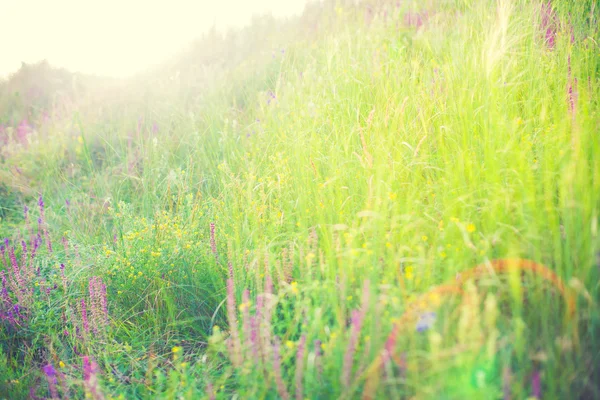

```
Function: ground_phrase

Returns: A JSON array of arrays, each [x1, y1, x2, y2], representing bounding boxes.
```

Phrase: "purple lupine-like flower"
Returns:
[[342, 309, 363, 385], [20, 240, 28, 269], [295, 334, 307, 400], [568, 78, 578, 115], [273, 338, 290, 400], [82, 355, 104, 399], [29, 386, 42, 400], [89, 278, 98, 333], [228, 261, 234, 281], [31, 234, 41, 262], [416, 311, 437, 332], [81, 298, 89, 333], [17, 120, 31, 142], [43, 363, 58, 399], [100, 282, 108, 325], [38, 196, 45, 215], [82, 356, 94, 380], [249, 315, 259, 364], [341, 280, 370, 386], [531, 370, 541, 398], [540, 1, 557, 50], [88, 276, 109, 334], [226, 278, 242, 367], [0, 271, 9, 300]]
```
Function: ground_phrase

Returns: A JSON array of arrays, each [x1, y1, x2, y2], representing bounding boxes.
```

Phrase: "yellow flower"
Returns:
[[172, 346, 182, 354], [285, 340, 295, 349], [421, 235, 428, 242], [388, 192, 397, 201], [467, 223, 476, 233], [59, 361, 66, 368], [290, 281, 299, 295], [404, 266, 414, 280], [428, 292, 442, 307]]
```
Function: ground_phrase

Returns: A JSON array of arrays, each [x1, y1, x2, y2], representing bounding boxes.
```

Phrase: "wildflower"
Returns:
[[226, 278, 242, 368], [82, 356, 103, 399], [416, 311, 436, 332], [467, 223, 476, 233], [43, 364, 58, 399], [540, 1, 557, 50], [341, 280, 370, 387], [272, 338, 290, 400], [290, 281, 299, 295], [421, 235, 428, 242], [404, 266, 414, 280], [531, 370, 541, 399], [81, 299, 89, 333], [295, 334, 307, 400]]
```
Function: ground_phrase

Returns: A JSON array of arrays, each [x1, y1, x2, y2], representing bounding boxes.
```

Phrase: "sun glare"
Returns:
[[0, 0, 307, 78]]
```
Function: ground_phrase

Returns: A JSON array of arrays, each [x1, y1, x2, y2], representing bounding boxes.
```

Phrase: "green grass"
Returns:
[[1, 0, 599, 399]]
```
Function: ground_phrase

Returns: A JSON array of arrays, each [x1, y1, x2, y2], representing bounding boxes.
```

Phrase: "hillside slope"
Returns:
[[1, 1, 599, 399]]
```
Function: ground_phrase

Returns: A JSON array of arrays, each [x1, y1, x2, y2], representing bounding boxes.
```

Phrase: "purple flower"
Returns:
[[342, 280, 370, 386], [540, 1, 557, 50], [17, 120, 31, 142], [226, 278, 241, 367], [295, 334, 307, 400], [38, 196, 45, 214], [81, 298, 89, 333], [532, 370, 541, 398], [416, 311, 436, 332], [272, 338, 290, 400], [43, 363, 58, 398]]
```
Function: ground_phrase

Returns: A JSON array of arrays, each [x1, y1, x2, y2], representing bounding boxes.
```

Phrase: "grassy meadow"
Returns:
[[1, 0, 599, 398]]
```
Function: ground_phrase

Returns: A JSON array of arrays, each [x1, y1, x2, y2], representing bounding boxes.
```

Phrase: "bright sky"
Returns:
[[0, 0, 308, 78]]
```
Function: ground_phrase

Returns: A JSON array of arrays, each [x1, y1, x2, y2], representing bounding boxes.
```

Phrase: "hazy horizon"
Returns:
[[0, 0, 309, 79]]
